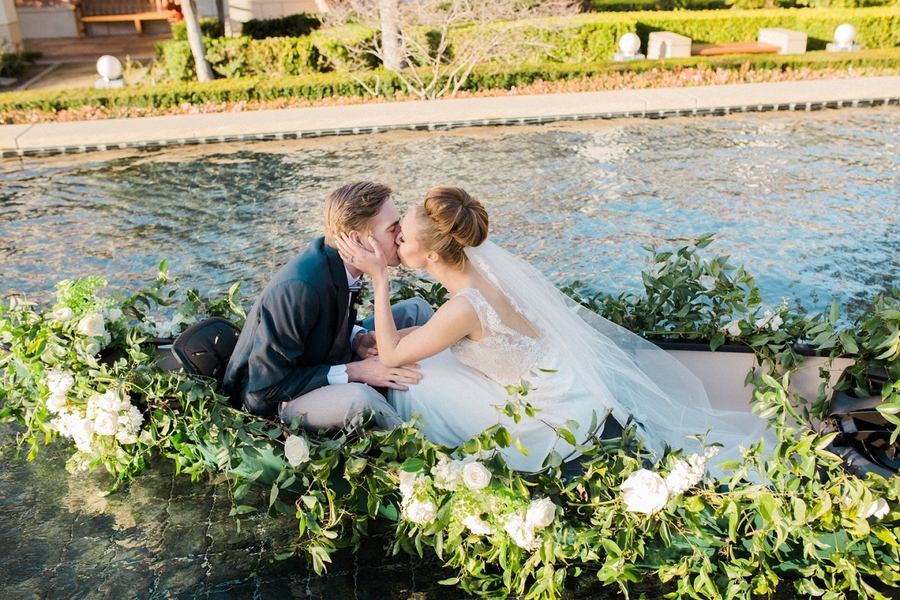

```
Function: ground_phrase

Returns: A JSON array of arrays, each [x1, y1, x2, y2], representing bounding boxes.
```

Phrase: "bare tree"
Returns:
[[181, 0, 215, 82], [323, 0, 581, 100]]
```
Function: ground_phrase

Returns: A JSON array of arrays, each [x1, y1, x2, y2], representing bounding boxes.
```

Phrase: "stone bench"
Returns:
[[647, 31, 692, 59], [757, 27, 808, 55]]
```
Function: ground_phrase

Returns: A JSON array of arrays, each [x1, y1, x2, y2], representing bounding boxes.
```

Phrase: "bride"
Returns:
[[336, 186, 774, 473]]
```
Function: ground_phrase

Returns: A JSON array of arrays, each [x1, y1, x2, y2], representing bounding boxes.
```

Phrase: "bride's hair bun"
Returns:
[[419, 187, 488, 267]]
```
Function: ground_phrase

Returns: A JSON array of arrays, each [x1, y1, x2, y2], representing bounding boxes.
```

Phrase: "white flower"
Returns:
[[398, 470, 421, 499], [463, 461, 492, 490], [526, 497, 556, 529], [664, 454, 707, 497], [621, 469, 669, 515], [77, 313, 107, 339], [768, 314, 784, 331], [503, 513, 538, 551], [431, 457, 465, 491], [722, 319, 742, 337], [69, 416, 95, 454], [403, 498, 438, 524], [93, 411, 119, 436], [103, 307, 123, 323], [462, 514, 494, 535], [51, 307, 75, 321], [284, 435, 311, 467], [859, 498, 890, 520], [47, 393, 68, 413], [46, 370, 75, 396], [82, 339, 101, 357]]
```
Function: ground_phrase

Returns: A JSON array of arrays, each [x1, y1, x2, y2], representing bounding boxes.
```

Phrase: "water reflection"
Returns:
[[1, 107, 898, 316]]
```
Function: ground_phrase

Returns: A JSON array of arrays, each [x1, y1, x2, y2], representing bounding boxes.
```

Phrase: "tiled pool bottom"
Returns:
[[0, 422, 466, 599]]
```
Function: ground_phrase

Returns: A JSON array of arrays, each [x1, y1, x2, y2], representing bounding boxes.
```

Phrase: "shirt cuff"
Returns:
[[350, 324, 366, 343], [327, 364, 348, 385]]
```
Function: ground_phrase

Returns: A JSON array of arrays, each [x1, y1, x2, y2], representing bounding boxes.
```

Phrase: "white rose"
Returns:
[[284, 435, 311, 467], [70, 417, 95, 453], [77, 313, 107, 338], [52, 307, 75, 321], [93, 411, 119, 436], [462, 515, 494, 536], [664, 454, 707, 497], [463, 461, 492, 490], [621, 469, 669, 515], [105, 307, 123, 322], [859, 498, 890, 520], [403, 498, 438, 525], [525, 497, 556, 529], [503, 513, 537, 551], [723, 320, 742, 337], [116, 431, 138, 445]]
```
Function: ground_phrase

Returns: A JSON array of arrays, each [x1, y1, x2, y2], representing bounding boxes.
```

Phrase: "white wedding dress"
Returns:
[[391, 240, 777, 475]]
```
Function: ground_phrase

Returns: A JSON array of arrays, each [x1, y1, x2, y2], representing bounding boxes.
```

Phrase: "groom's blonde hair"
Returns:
[[323, 181, 393, 248]]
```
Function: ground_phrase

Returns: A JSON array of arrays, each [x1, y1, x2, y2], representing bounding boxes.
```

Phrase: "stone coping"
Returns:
[[1, 76, 899, 158]]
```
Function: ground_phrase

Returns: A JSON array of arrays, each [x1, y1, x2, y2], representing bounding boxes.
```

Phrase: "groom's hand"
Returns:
[[346, 356, 421, 390], [352, 330, 378, 359]]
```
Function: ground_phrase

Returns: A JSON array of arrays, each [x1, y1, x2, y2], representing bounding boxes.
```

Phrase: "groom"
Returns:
[[223, 181, 432, 431]]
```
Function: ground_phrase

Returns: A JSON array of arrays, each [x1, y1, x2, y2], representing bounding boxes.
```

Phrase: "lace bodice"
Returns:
[[450, 288, 548, 386]]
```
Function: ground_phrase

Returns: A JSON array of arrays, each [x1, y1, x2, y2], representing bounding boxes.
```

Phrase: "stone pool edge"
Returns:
[[1, 76, 899, 158]]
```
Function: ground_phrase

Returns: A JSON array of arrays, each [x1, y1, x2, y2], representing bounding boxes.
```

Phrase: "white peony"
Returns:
[[526, 497, 557, 529], [284, 435, 311, 467], [462, 515, 494, 536], [664, 454, 707, 497], [463, 461, 492, 490], [431, 457, 465, 491], [859, 498, 890, 520], [621, 469, 669, 515], [404, 498, 438, 524], [503, 513, 538, 551], [77, 313, 107, 338]]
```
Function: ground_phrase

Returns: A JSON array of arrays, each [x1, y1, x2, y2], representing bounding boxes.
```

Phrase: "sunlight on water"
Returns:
[[2, 107, 898, 318]]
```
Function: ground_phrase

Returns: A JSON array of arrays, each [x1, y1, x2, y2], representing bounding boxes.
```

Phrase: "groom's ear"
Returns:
[[347, 231, 362, 245]]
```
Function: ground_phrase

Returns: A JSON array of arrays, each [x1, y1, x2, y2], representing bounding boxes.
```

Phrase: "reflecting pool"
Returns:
[[1, 106, 899, 598], [2, 106, 899, 317]]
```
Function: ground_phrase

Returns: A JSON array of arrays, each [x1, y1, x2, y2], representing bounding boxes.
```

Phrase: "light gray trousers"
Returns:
[[278, 297, 433, 432]]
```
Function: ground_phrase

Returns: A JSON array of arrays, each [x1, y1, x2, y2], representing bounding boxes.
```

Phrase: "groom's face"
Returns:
[[362, 199, 402, 266]]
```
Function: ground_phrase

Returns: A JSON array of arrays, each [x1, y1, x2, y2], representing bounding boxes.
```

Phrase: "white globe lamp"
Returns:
[[96, 55, 123, 81], [828, 23, 859, 52], [615, 33, 644, 61]]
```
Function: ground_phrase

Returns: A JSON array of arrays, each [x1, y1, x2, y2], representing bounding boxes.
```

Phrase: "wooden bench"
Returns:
[[77, 0, 178, 35]]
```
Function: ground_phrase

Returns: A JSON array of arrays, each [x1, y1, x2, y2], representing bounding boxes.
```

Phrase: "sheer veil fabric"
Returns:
[[463, 240, 776, 475]]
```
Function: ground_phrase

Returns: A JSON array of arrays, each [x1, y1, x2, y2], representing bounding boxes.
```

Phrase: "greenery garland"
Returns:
[[2, 237, 900, 599]]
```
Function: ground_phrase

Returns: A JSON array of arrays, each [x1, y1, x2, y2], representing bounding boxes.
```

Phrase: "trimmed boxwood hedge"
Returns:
[[151, 7, 899, 82], [2, 49, 898, 117]]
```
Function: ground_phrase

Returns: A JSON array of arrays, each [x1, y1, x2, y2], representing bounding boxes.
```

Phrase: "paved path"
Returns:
[[2, 75, 899, 158]]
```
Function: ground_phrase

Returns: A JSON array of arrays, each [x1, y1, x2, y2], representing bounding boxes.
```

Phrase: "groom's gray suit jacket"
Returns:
[[223, 237, 356, 417]]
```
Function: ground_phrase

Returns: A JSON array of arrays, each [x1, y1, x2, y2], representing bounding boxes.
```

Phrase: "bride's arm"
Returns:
[[336, 234, 480, 367]]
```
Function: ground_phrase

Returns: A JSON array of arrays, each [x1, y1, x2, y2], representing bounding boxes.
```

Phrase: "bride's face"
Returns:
[[397, 210, 429, 269]]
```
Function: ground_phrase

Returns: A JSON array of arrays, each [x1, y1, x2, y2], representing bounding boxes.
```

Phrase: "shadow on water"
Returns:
[[1, 107, 899, 598]]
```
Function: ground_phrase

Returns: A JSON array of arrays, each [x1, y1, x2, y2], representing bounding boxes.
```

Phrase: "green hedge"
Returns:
[[495, 7, 900, 64], [241, 13, 322, 39], [2, 49, 899, 116]]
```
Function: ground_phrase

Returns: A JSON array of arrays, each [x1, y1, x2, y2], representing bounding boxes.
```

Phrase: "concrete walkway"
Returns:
[[2, 75, 899, 158]]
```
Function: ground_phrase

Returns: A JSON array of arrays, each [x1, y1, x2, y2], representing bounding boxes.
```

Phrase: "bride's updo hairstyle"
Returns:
[[417, 186, 488, 268]]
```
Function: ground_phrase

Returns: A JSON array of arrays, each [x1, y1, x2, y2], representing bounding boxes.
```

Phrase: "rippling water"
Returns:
[[2, 107, 899, 317]]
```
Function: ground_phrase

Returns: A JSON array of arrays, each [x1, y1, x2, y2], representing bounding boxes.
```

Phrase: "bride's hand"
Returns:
[[336, 233, 388, 278]]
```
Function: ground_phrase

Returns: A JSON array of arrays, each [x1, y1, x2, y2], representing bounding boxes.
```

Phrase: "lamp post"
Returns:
[[615, 33, 645, 62], [827, 24, 860, 52], [95, 55, 125, 89]]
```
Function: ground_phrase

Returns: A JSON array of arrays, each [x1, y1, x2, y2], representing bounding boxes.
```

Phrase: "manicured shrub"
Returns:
[[241, 13, 322, 39], [171, 17, 221, 40]]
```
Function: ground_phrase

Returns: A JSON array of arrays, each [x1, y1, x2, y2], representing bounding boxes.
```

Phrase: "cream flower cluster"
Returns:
[[143, 312, 197, 340], [721, 301, 788, 338], [49, 385, 144, 455], [398, 456, 558, 551], [621, 449, 718, 515]]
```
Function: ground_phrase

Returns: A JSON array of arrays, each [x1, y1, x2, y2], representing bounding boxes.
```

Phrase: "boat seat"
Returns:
[[171, 317, 241, 384]]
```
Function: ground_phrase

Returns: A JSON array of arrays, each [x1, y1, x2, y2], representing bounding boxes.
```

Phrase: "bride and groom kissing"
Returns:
[[224, 181, 773, 473]]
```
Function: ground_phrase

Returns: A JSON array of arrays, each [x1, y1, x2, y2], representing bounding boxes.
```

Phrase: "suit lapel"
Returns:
[[322, 241, 352, 363]]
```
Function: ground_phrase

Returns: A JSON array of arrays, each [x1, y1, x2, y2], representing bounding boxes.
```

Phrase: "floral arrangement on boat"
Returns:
[[2, 238, 900, 599]]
